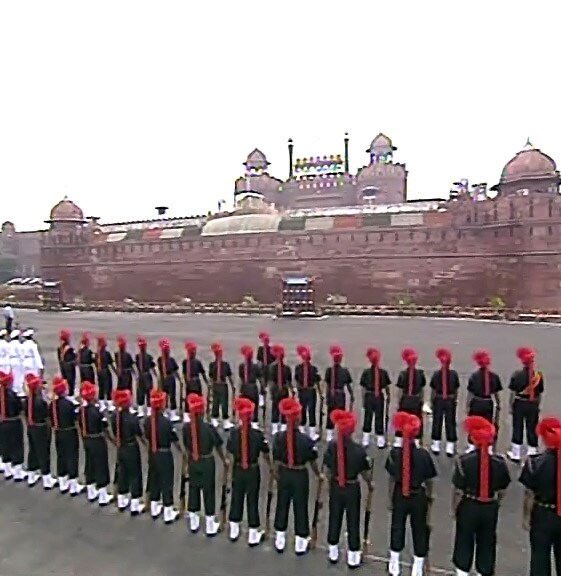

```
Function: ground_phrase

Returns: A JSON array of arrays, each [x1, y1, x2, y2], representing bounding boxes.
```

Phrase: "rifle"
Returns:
[[264, 470, 275, 537], [362, 485, 374, 554], [424, 497, 433, 575], [384, 394, 390, 439], [310, 474, 324, 548], [178, 453, 189, 514], [219, 463, 230, 527], [318, 395, 325, 440], [112, 459, 120, 503], [205, 384, 212, 422]]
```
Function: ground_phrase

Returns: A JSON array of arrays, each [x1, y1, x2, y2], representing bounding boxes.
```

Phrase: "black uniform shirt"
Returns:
[[519, 451, 558, 505], [183, 418, 223, 461], [25, 394, 48, 424], [238, 360, 261, 385], [257, 344, 273, 367], [157, 355, 180, 378], [467, 369, 502, 398], [267, 361, 292, 388], [209, 360, 232, 384], [323, 438, 370, 483], [94, 348, 114, 372], [115, 350, 134, 374], [78, 346, 95, 367], [58, 344, 76, 369], [110, 409, 142, 445], [385, 445, 437, 490], [226, 426, 270, 466], [79, 403, 107, 436], [396, 368, 426, 396], [509, 368, 544, 399], [181, 357, 204, 381], [294, 362, 321, 389], [430, 368, 461, 397], [324, 365, 352, 392], [49, 397, 77, 430], [273, 429, 318, 466], [135, 351, 155, 374], [453, 451, 511, 497], [360, 366, 391, 396], [0, 388, 22, 420], [144, 413, 179, 450]]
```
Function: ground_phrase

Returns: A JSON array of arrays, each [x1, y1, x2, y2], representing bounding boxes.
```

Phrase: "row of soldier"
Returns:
[[0, 368, 560, 576]]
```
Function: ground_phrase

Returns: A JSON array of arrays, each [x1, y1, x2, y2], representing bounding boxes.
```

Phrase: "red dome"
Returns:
[[49, 196, 85, 222], [501, 146, 557, 183]]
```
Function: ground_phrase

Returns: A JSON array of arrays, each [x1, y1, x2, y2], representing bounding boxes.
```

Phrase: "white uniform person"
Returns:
[[8, 329, 24, 397], [21, 329, 44, 382], [0, 329, 10, 374]]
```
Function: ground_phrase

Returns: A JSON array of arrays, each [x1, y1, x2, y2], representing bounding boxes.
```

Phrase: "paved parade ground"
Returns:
[[2, 310, 561, 575]]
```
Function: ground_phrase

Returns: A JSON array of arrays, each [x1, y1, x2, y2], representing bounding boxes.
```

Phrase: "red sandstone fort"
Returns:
[[2, 134, 560, 308]]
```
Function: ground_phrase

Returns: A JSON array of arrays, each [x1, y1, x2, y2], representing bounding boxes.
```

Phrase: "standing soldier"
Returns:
[[0, 330, 9, 376], [257, 331, 273, 411], [181, 341, 207, 422], [324, 345, 354, 443], [24, 373, 56, 489], [21, 329, 44, 382], [267, 344, 292, 435], [77, 333, 96, 384], [0, 370, 25, 481], [360, 347, 391, 449], [94, 335, 114, 411], [323, 409, 373, 568], [386, 411, 437, 576], [395, 348, 426, 446], [8, 329, 24, 397], [519, 416, 561, 574], [507, 347, 543, 463], [78, 381, 113, 506], [452, 416, 511, 576], [115, 336, 134, 392], [135, 336, 156, 416], [273, 397, 321, 555], [238, 345, 261, 428], [209, 342, 235, 430], [465, 350, 502, 453], [227, 396, 271, 546], [109, 389, 145, 515], [50, 376, 83, 495], [294, 345, 322, 441], [57, 329, 77, 398], [145, 389, 182, 523], [430, 348, 460, 456], [183, 393, 228, 536], [157, 339, 182, 423]]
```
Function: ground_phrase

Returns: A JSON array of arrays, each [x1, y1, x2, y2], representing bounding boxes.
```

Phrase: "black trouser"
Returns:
[[396, 395, 423, 440], [54, 428, 79, 479], [211, 383, 229, 420], [431, 396, 458, 441], [229, 465, 261, 528], [148, 450, 174, 506], [363, 393, 385, 435], [327, 481, 361, 551], [326, 391, 346, 430], [83, 436, 110, 488], [390, 489, 430, 557], [468, 397, 494, 422], [79, 365, 95, 384], [453, 498, 499, 576], [271, 386, 290, 424], [274, 467, 310, 537], [97, 370, 113, 401], [529, 505, 561, 576], [0, 419, 24, 466], [62, 367, 77, 397], [298, 388, 317, 427], [117, 370, 133, 392], [511, 398, 539, 447], [6, 317, 12, 333], [116, 443, 143, 498], [240, 383, 259, 422], [27, 423, 51, 474], [137, 372, 153, 406], [188, 456, 216, 515], [161, 375, 177, 410]]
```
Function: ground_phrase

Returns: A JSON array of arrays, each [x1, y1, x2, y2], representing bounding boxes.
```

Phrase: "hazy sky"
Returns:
[[0, 1, 558, 230]]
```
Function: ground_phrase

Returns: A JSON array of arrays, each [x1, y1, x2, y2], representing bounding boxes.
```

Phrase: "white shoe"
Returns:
[[251, 421, 260, 429], [259, 395, 265, 407], [170, 410, 180, 423], [362, 432, 370, 447], [280, 423, 287, 432], [431, 440, 441, 454], [508, 443, 522, 462], [211, 418, 219, 428], [130, 498, 145, 515], [87, 484, 99, 501], [465, 443, 475, 453], [223, 419, 234, 431], [183, 412, 191, 423], [3, 462, 13, 479], [188, 512, 200, 532], [347, 550, 362, 568], [248, 527, 264, 547], [326, 429, 334, 442], [229, 521, 240, 541], [271, 423, 279, 435], [275, 530, 286, 552], [98, 487, 114, 506], [446, 441, 456, 456], [328, 544, 339, 563], [389, 550, 400, 575], [411, 556, 424, 576], [118, 494, 131, 510], [377, 435, 386, 448], [309, 427, 319, 441], [455, 569, 469, 576], [69, 479, 84, 496], [205, 515, 220, 536], [0, 457, 4, 472], [163, 506, 179, 524], [527, 446, 538, 456], [393, 437, 403, 448], [27, 470, 40, 486], [59, 476, 70, 492], [12, 464, 27, 482], [42, 474, 57, 490], [294, 535, 309, 555]]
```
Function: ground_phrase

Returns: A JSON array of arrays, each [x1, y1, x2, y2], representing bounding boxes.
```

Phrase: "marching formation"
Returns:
[[0, 327, 560, 575]]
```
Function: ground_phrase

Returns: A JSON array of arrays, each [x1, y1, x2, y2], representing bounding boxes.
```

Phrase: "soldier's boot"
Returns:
[[229, 521, 240, 542], [328, 545, 339, 564], [42, 473, 57, 490], [58, 475, 70, 492], [465, 443, 475, 453], [298, 425, 306, 434], [294, 536, 309, 556], [149, 500, 162, 518], [188, 512, 200, 532], [411, 556, 424, 576], [455, 570, 469, 576], [12, 464, 27, 482], [211, 418, 219, 428], [223, 419, 234, 431], [507, 443, 522, 462], [271, 423, 279, 435], [251, 421, 260, 430], [118, 494, 131, 511], [3, 462, 13, 479], [0, 457, 4, 472], [183, 412, 191, 424], [377, 435, 386, 449], [130, 498, 145, 515], [393, 437, 403, 448], [326, 429, 334, 442], [527, 446, 538, 456], [163, 506, 179, 524], [430, 440, 441, 454], [361, 432, 370, 447], [69, 478, 84, 496], [86, 484, 98, 501], [169, 410, 180, 423], [309, 427, 319, 441], [274, 531, 286, 553], [98, 487, 114, 506], [27, 470, 40, 486], [280, 423, 287, 432], [247, 527, 264, 547], [388, 551, 400, 575], [445, 441, 456, 457], [205, 515, 220, 536], [347, 550, 362, 568]]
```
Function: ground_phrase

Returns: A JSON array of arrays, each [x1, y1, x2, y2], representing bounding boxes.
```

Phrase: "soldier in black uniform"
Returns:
[[227, 396, 271, 546], [50, 376, 83, 495], [183, 393, 228, 536], [519, 416, 561, 575], [266, 344, 292, 435], [395, 348, 426, 446], [24, 373, 56, 489], [57, 329, 77, 398], [386, 411, 437, 576], [78, 380, 113, 505], [324, 408, 373, 568], [257, 331, 273, 413], [273, 397, 320, 555], [181, 341, 208, 422], [294, 345, 322, 441], [157, 339, 182, 422], [94, 335, 114, 411], [135, 336, 156, 416], [209, 342, 235, 430], [109, 389, 146, 515], [452, 416, 511, 576], [430, 348, 460, 456], [324, 345, 354, 443], [145, 389, 183, 523], [115, 336, 134, 392], [508, 347, 544, 463], [77, 333, 96, 384], [0, 370, 25, 481], [466, 350, 502, 453], [360, 347, 391, 449], [238, 345, 261, 426]]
